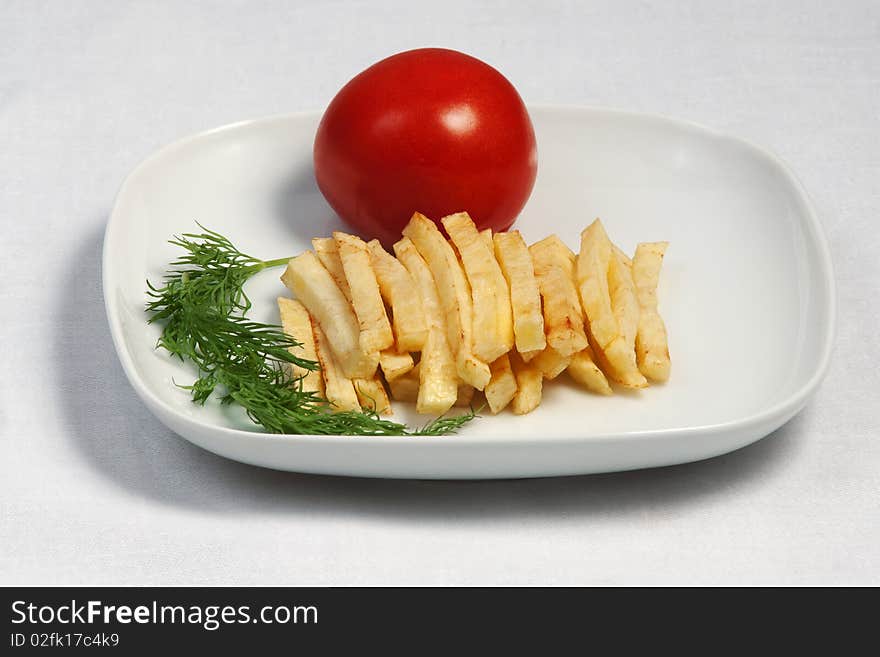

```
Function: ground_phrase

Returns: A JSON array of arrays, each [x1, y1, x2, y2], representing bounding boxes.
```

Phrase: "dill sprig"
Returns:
[[145, 224, 476, 436]]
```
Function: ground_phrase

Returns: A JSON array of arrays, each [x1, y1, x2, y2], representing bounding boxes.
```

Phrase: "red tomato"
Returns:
[[313, 48, 538, 246]]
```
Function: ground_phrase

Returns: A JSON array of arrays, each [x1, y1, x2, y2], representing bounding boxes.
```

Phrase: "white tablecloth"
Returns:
[[2, 0, 877, 585]]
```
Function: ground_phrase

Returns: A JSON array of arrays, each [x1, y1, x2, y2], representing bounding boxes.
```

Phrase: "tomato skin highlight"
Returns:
[[313, 48, 538, 246]]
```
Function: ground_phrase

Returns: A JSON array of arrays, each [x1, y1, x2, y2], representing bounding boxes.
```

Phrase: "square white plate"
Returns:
[[103, 106, 835, 479]]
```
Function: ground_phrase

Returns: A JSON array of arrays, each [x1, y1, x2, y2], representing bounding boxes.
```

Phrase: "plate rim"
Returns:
[[102, 104, 837, 450]]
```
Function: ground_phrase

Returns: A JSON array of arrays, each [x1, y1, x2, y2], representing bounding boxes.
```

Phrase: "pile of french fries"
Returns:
[[278, 211, 669, 417]]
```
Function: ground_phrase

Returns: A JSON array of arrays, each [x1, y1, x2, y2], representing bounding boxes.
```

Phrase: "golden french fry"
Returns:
[[479, 228, 493, 250], [530, 235, 589, 357], [353, 376, 392, 415], [393, 238, 442, 330], [378, 348, 414, 382], [609, 247, 640, 352], [509, 351, 543, 415], [417, 331, 458, 414], [366, 239, 428, 352], [281, 251, 378, 379], [567, 346, 613, 395], [334, 231, 394, 354], [577, 220, 616, 348], [608, 241, 647, 389], [401, 213, 490, 390], [484, 354, 517, 414], [529, 346, 572, 380], [311, 237, 352, 303], [442, 212, 514, 363], [387, 363, 420, 403], [633, 241, 671, 382], [602, 337, 647, 387], [312, 322, 360, 412], [493, 230, 546, 354], [577, 219, 647, 388], [393, 237, 458, 414], [276, 297, 324, 396]]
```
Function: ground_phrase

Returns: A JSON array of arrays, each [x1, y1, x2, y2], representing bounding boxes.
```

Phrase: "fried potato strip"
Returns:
[[633, 241, 671, 382], [442, 212, 514, 363], [277, 297, 324, 396], [530, 235, 589, 357], [281, 251, 378, 379], [401, 213, 490, 390], [493, 230, 546, 355]]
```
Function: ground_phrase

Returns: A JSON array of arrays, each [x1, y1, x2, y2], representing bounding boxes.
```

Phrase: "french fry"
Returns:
[[378, 348, 414, 382], [484, 354, 517, 413], [334, 231, 394, 353], [442, 212, 514, 363], [608, 251, 648, 388], [387, 363, 420, 403], [529, 346, 572, 380], [393, 237, 458, 414], [567, 346, 613, 395], [601, 341, 648, 386], [366, 239, 428, 352], [281, 251, 378, 379], [353, 376, 392, 415], [509, 351, 543, 415], [577, 220, 647, 388], [609, 247, 640, 352], [276, 297, 324, 396], [493, 230, 546, 354], [530, 235, 589, 357], [585, 330, 616, 385], [633, 241, 671, 382], [418, 331, 459, 414], [479, 228, 493, 250], [311, 237, 352, 303], [393, 238, 440, 329], [312, 322, 360, 412], [401, 213, 490, 390], [576, 220, 615, 348]]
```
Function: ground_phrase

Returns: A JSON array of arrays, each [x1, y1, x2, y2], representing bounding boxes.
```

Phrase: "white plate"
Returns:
[[103, 106, 835, 479]]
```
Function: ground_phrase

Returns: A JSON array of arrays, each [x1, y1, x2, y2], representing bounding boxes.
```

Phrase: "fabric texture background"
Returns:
[[1, 0, 877, 585]]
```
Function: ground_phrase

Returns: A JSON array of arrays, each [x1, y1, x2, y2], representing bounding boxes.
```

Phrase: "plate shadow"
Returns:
[[271, 162, 347, 243]]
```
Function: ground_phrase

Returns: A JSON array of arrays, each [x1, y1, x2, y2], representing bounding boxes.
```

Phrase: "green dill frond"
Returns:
[[414, 406, 480, 435], [145, 224, 476, 437]]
